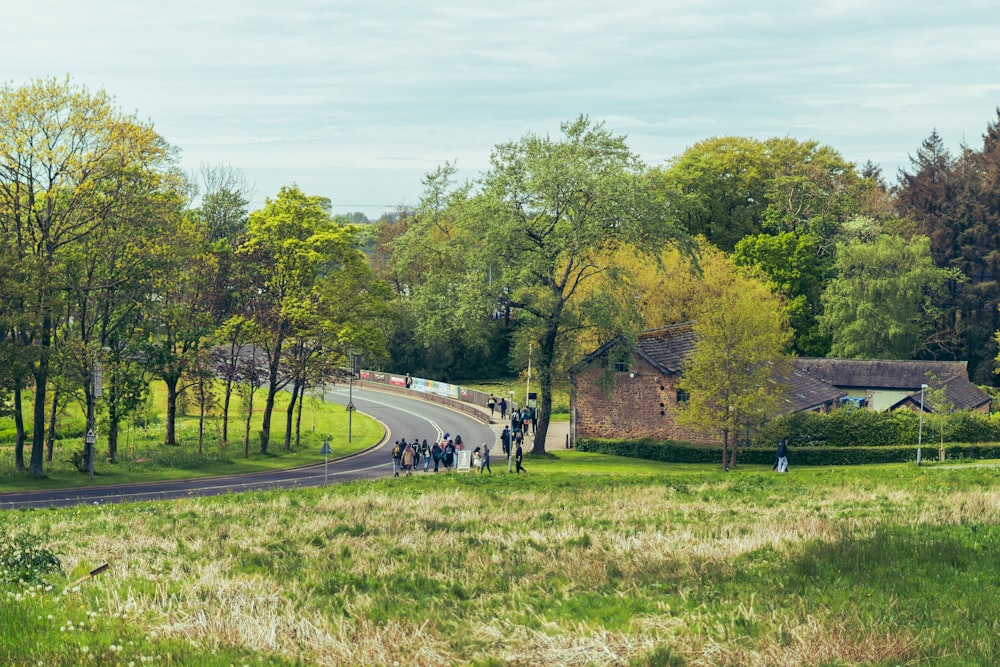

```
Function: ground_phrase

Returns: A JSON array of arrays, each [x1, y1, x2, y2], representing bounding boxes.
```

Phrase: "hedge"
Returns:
[[753, 409, 1000, 448], [575, 437, 1000, 466]]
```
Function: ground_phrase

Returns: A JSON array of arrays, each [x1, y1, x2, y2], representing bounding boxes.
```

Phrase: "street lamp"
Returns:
[[508, 390, 515, 473], [916, 383, 928, 465]]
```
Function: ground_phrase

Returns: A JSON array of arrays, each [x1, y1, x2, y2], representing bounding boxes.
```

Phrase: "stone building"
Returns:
[[568, 322, 989, 444]]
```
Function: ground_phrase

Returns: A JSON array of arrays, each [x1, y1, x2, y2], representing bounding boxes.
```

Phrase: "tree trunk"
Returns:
[[222, 378, 232, 446], [13, 383, 25, 473], [243, 390, 254, 458], [295, 380, 305, 448], [29, 326, 50, 477], [721, 429, 730, 471], [164, 375, 180, 445], [46, 389, 59, 462], [260, 336, 284, 455], [197, 376, 206, 455], [108, 418, 120, 463], [531, 326, 559, 455], [283, 379, 300, 451]]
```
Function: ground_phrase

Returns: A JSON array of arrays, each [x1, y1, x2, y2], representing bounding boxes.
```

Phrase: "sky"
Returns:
[[3, 0, 999, 219]]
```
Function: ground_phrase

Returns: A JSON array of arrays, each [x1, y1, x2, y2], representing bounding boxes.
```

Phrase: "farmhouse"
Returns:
[[568, 322, 991, 443]]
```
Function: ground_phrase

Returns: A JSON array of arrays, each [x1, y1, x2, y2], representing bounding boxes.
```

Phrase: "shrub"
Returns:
[[0, 531, 61, 584], [575, 438, 1000, 466]]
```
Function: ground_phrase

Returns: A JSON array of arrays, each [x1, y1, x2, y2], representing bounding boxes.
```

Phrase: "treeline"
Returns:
[[6, 76, 1000, 471], [0, 79, 392, 477]]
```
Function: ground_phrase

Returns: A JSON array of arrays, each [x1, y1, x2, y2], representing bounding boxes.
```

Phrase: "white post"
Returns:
[[916, 383, 928, 465]]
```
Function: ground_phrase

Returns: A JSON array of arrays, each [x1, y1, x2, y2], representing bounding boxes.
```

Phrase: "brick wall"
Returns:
[[571, 357, 715, 444]]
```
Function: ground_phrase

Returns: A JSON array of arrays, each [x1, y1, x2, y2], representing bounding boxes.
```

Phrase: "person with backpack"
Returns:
[[421, 439, 431, 472], [487, 394, 497, 417], [431, 441, 442, 472], [391, 440, 402, 477], [500, 426, 511, 457], [401, 441, 415, 476], [443, 439, 456, 470]]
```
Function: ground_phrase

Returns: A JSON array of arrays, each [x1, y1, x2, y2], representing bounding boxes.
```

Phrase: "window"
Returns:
[[676, 389, 690, 403], [614, 360, 628, 373]]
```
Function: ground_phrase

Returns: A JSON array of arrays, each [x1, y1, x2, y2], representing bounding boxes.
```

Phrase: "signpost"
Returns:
[[320, 438, 332, 484], [85, 430, 96, 481]]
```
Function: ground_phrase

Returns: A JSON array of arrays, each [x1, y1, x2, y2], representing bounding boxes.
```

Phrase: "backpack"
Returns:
[[392, 444, 401, 459]]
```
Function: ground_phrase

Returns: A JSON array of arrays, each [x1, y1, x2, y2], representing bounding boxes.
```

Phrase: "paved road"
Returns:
[[0, 386, 496, 510]]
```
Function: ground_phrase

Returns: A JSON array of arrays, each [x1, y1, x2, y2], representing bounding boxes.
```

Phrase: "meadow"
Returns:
[[4, 454, 1000, 666], [0, 382, 382, 491]]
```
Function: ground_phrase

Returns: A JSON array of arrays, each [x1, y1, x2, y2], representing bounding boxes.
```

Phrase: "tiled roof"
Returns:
[[635, 322, 697, 374], [790, 358, 969, 390]]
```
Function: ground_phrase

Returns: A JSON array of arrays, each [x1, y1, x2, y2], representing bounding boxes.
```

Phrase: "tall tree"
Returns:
[[674, 261, 792, 471], [0, 77, 175, 475], [241, 186, 389, 454], [474, 116, 694, 453], [818, 234, 954, 359]]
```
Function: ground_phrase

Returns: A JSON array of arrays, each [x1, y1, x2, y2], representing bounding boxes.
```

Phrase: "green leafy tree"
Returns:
[[241, 186, 389, 454], [0, 77, 176, 474], [818, 234, 955, 359], [674, 261, 792, 470], [474, 116, 694, 453]]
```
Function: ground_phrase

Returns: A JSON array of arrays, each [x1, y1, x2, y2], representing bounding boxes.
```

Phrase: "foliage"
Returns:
[[0, 531, 61, 584], [673, 251, 792, 468], [818, 234, 955, 359], [754, 407, 1000, 448]]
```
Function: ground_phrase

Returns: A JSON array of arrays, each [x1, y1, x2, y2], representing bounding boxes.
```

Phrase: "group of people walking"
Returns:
[[391, 433, 498, 476]]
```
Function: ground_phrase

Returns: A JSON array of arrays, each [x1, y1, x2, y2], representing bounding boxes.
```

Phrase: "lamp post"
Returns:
[[916, 383, 928, 465], [508, 390, 515, 473]]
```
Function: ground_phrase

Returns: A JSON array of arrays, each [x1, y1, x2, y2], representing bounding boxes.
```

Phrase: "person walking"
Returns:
[[500, 426, 511, 457], [401, 442, 415, 476], [515, 441, 525, 474], [431, 441, 442, 472], [422, 439, 431, 472], [391, 440, 402, 477], [498, 397, 507, 420], [487, 393, 497, 418], [776, 437, 789, 473], [480, 442, 492, 474]]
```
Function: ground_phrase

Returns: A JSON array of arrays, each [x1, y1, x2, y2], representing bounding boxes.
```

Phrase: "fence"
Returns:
[[356, 371, 492, 424]]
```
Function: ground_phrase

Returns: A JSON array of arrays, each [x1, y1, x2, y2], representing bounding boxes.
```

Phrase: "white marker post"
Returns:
[[321, 438, 332, 484]]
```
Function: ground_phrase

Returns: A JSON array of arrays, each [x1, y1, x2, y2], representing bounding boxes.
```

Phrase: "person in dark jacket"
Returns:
[[515, 442, 525, 474], [776, 437, 789, 473]]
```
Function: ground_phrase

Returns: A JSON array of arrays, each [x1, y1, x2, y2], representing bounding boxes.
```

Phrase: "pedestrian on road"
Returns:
[[515, 442, 525, 474], [480, 443, 492, 474], [499, 397, 507, 420], [431, 441, 442, 472], [501, 426, 511, 457], [487, 393, 497, 418], [391, 440, 402, 477], [401, 442, 414, 475], [422, 439, 431, 472]]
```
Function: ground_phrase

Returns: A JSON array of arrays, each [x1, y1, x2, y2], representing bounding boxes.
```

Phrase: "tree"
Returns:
[[241, 186, 389, 454], [674, 261, 792, 470], [474, 116, 694, 453], [0, 77, 176, 475], [818, 234, 955, 359]]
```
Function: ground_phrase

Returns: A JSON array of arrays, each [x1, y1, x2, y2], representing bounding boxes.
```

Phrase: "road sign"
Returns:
[[320, 441, 332, 455]]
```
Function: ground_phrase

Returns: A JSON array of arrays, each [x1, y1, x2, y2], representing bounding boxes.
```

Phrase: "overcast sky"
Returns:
[[3, 1, 998, 218]]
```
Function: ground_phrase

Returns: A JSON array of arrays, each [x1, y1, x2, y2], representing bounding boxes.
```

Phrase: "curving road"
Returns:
[[0, 386, 496, 510]]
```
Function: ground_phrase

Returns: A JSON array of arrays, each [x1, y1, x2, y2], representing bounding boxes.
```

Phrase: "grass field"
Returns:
[[4, 454, 1000, 666], [0, 381, 382, 492]]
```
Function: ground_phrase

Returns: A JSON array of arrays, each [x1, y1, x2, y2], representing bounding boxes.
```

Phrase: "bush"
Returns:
[[0, 531, 61, 584], [575, 437, 1000, 466], [754, 408, 1000, 448]]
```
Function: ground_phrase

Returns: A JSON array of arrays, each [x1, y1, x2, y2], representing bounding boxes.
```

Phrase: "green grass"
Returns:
[[5, 456, 1000, 665], [0, 381, 382, 492]]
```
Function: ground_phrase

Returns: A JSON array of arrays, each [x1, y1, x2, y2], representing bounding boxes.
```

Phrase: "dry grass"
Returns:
[[10, 466, 1000, 665]]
